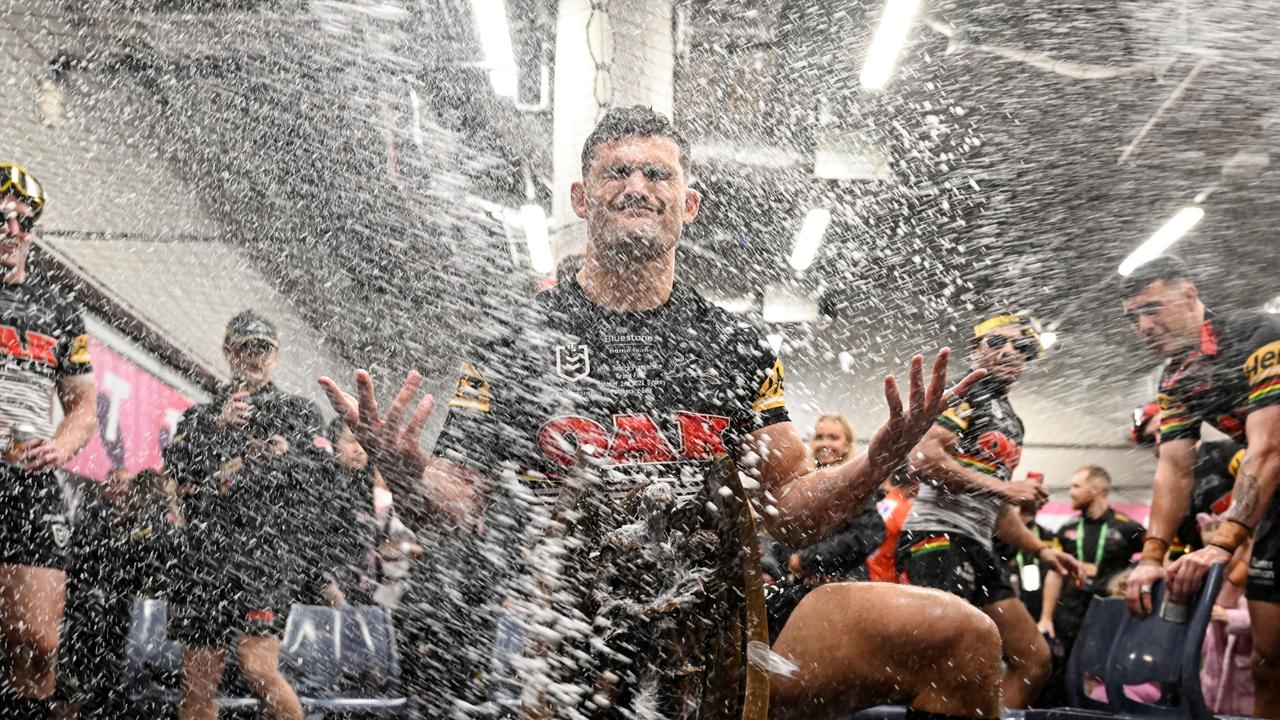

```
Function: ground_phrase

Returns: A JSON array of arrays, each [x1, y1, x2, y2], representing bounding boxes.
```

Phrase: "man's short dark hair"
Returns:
[[1120, 256, 1193, 298], [580, 105, 691, 178]]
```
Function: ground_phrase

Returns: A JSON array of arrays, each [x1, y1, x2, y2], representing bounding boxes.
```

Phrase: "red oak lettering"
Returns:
[[0, 325, 26, 360], [611, 413, 678, 464], [674, 411, 730, 460], [24, 331, 57, 367], [539, 412, 733, 467], [0, 326, 59, 367], [537, 415, 610, 466]]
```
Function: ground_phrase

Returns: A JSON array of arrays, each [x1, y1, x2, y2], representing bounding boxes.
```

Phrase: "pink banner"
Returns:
[[64, 339, 194, 480]]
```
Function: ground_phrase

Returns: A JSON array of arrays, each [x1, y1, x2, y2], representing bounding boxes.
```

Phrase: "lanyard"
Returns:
[[1076, 518, 1108, 567]]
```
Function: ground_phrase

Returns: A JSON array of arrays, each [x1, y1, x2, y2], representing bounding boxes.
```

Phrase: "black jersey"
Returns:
[[164, 383, 334, 596], [904, 375, 1025, 549], [422, 276, 789, 716], [1157, 309, 1280, 444], [0, 274, 93, 442], [433, 275, 790, 507], [1170, 440, 1245, 557], [1052, 507, 1145, 593]]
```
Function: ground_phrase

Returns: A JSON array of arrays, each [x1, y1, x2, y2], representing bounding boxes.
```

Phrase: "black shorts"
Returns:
[[896, 530, 1016, 607], [169, 591, 289, 647], [1246, 497, 1280, 603], [0, 465, 71, 570]]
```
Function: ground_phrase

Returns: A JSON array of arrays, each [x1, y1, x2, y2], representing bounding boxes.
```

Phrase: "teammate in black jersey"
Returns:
[[165, 312, 334, 720], [1, 163, 98, 713], [896, 314, 1084, 708], [1131, 404, 1244, 560], [1119, 257, 1280, 718], [321, 107, 1003, 720]]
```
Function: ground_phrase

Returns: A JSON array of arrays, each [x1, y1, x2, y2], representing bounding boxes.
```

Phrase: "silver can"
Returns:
[[1158, 598, 1189, 624], [4, 422, 37, 464]]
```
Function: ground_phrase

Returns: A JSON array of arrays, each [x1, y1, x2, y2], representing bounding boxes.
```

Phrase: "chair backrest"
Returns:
[[1103, 563, 1225, 720], [1064, 596, 1128, 710], [280, 604, 341, 693], [334, 604, 401, 695], [126, 598, 184, 698]]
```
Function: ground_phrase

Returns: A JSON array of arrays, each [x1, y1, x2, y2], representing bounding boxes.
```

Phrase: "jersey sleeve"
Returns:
[[56, 306, 93, 377], [1157, 383, 1201, 443], [1241, 314, 1280, 413], [731, 324, 790, 434], [432, 359, 506, 475]]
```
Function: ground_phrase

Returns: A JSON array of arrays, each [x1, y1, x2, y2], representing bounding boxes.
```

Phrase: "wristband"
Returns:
[[1141, 537, 1170, 563], [1208, 520, 1252, 554]]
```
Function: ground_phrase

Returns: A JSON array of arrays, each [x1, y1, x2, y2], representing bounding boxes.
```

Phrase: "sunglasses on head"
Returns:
[[982, 334, 1039, 358], [1, 164, 44, 234]]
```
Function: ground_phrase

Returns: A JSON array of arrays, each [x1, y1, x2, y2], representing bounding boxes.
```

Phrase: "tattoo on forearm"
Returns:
[[1226, 470, 1261, 525]]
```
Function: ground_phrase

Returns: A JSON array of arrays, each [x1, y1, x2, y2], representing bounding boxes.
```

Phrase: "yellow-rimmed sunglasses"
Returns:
[[0, 163, 46, 232]]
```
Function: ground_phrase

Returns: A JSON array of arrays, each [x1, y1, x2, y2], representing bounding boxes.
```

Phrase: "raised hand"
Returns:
[[867, 348, 986, 470], [318, 370, 435, 492]]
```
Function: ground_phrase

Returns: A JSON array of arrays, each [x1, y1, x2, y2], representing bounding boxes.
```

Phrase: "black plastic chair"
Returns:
[[287, 603, 409, 717], [1022, 597, 1128, 720], [1103, 563, 1224, 720]]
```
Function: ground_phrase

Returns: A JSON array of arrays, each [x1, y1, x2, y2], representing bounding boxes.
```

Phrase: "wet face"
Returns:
[[971, 325, 1030, 384], [571, 136, 700, 263], [1, 194, 38, 274], [811, 418, 851, 466], [224, 340, 278, 387], [1122, 279, 1202, 357], [335, 425, 368, 470], [1068, 469, 1100, 511]]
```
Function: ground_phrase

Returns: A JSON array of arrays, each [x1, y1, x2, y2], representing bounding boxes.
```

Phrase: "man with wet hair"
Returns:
[[322, 106, 1004, 720], [897, 314, 1086, 708], [166, 311, 333, 720], [0, 162, 98, 718], [1119, 256, 1280, 718]]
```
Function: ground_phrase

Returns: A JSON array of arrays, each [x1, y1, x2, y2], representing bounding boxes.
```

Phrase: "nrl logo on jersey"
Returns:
[[555, 343, 591, 381]]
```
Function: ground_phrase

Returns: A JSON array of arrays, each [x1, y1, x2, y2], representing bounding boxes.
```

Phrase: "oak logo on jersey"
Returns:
[[555, 344, 591, 382], [0, 325, 58, 367], [537, 411, 732, 467], [449, 362, 491, 413], [752, 358, 785, 412]]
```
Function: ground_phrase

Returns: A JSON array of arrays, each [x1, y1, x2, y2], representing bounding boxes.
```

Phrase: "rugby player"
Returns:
[[1118, 257, 1280, 718], [321, 106, 1002, 719], [0, 163, 98, 717], [166, 312, 333, 720], [897, 314, 1086, 708]]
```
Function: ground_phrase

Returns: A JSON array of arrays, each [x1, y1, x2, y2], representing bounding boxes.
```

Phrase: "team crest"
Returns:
[[556, 344, 591, 381]]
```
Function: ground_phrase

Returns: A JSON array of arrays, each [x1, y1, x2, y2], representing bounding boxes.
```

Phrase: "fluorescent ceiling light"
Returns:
[[860, 0, 920, 90], [763, 286, 820, 324], [1117, 206, 1205, 276], [767, 333, 784, 355], [520, 204, 553, 274], [788, 208, 832, 272], [470, 0, 518, 97], [814, 133, 890, 180]]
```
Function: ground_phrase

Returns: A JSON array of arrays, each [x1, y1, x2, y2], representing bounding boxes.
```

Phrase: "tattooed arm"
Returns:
[[1226, 406, 1280, 530], [1168, 405, 1280, 600]]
